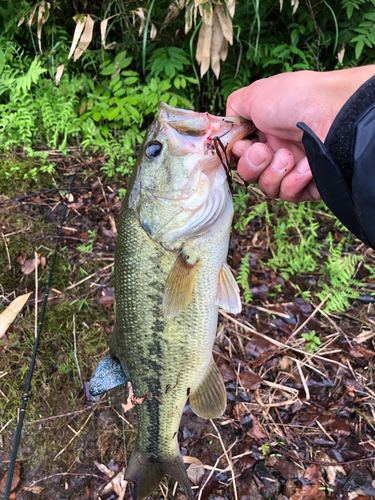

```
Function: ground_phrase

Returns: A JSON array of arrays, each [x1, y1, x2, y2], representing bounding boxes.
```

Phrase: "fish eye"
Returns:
[[145, 140, 162, 159]]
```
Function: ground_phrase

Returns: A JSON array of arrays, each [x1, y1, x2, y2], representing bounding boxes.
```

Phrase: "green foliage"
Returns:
[[236, 252, 252, 303], [301, 330, 321, 353], [233, 191, 365, 314], [316, 233, 362, 312]]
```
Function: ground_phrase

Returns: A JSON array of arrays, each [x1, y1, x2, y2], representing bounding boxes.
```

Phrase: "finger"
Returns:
[[257, 148, 295, 199], [278, 156, 315, 203], [236, 142, 274, 183], [232, 139, 255, 158], [226, 88, 247, 118]]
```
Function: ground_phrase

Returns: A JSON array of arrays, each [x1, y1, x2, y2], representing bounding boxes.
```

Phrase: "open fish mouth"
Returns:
[[158, 101, 255, 156]]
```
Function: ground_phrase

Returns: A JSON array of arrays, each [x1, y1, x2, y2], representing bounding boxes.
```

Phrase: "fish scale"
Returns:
[[111, 205, 229, 459]]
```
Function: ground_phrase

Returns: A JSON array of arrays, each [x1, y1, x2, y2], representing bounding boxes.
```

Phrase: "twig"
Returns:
[[1, 232, 11, 270], [197, 442, 237, 500], [276, 448, 375, 466], [72, 315, 83, 389], [219, 311, 347, 368], [16, 472, 105, 498], [243, 303, 291, 319], [53, 412, 92, 459], [31, 402, 104, 423], [287, 293, 331, 343], [0, 419, 13, 434], [295, 359, 310, 401], [65, 263, 113, 290], [210, 420, 238, 500]]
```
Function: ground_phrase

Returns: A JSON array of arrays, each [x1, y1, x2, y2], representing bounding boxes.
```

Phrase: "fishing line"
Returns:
[[3, 174, 74, 500]]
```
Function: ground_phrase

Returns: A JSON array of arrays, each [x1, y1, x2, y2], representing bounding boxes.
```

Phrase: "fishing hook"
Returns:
[[209, 120, 234, 191]]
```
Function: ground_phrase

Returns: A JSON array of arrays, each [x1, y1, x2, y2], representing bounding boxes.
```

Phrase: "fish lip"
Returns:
[[207, 116, 255, 150]]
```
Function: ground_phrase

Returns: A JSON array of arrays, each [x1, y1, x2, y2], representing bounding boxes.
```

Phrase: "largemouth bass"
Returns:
[[90, 102, 254, 499]]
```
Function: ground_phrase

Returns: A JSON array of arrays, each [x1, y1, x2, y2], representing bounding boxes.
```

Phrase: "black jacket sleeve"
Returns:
[[297, 74, 375, 249]]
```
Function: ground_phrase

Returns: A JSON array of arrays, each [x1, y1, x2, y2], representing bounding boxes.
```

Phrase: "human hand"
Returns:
[[226, 67, 375, 202]]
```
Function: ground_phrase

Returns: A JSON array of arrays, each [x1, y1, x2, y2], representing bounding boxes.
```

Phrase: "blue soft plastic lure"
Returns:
[[89, 355, 128, 396]]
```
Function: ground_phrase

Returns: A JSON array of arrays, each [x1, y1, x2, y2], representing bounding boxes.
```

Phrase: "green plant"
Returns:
[[236, 252, 252, 303], [301, 330, 321, 353], [77, 230, 96, 253]]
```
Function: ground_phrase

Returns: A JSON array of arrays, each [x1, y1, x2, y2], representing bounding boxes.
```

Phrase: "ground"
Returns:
[[0, 158, 374, 500]]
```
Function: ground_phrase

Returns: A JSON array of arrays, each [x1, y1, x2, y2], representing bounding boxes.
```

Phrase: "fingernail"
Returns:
[[247, 146, 265, 168], [273, 151, 289, 171], [296, 157, 310, 173]]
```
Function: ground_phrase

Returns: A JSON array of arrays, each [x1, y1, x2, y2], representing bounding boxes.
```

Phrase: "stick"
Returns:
[[210, 420, 238, 500], [65, 263, 113, 290], [53, 412, 92, 460], [72, 315, 83, 389]]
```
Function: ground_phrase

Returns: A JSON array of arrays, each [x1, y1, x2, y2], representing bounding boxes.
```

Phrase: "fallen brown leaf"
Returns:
[[0, 292, 32, 338], [290, 465, 325, 500], [0, 462, 21, 494]]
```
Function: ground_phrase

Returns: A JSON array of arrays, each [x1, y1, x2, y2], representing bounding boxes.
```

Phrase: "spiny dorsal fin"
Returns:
[[163, 252, 199, 319], [189, 358, 226, 419], [216, 261, 242, 314], [89, 355, 128, 396]]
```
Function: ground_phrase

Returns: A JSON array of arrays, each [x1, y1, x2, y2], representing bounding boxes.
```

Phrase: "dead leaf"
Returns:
[[21, 256, 40, 275], [23, 485, 44, 494], [68, 14, 86, 60], [239, 371, 263, 390], [164, 4, 181, 24], [218, 363, 236, 382], [290, 465, 325, 500], [37, 2, 50, 53], [74, 15, 94, 62], [187, 461, 205, 485], [0, 462, 21, 494], [94, 462, 127, 500], [100, 14, 120, 49], [210, 11, 223, 78], [132, 8, 147, 36], [131, 392, 150, 405], [55, 64, 64, 85], [121, 382, 134, 413], [0, 292, 32, 338], [27, 4, 39, 26], [197, 21, 212, 77], [215, 4, 233, 44], [246, 414, 267, 440]]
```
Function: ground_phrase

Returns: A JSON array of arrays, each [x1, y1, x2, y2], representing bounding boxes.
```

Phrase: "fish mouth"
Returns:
[[158, 101, 255, 154]]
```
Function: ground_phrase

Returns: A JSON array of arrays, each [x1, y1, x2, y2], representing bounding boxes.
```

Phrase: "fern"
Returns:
[[317, 233, 362, 312], [236, 252, 252, 303]]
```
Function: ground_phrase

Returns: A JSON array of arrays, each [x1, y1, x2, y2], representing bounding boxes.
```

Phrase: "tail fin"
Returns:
[[125, 445, 193, 500]]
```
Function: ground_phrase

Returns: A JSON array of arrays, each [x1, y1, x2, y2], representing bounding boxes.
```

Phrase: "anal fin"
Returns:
[[163, 252, 199, 318], [189, 358, 226, 419], [216, 261, 242, 314]]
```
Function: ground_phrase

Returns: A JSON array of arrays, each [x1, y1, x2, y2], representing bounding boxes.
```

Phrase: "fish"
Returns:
[[90, 102, 254, 500]]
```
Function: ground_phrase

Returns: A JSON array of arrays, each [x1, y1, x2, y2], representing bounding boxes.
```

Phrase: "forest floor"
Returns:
[[0, 156, 375, 500]]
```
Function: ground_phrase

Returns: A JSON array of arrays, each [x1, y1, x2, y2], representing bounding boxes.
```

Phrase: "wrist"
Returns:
[[324, 65, 375, 119]]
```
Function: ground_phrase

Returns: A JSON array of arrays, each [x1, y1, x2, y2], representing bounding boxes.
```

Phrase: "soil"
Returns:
[[0, 161, 374, 500]]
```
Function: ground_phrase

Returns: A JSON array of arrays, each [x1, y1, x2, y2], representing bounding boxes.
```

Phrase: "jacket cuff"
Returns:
[[297, 74, 375, 249]]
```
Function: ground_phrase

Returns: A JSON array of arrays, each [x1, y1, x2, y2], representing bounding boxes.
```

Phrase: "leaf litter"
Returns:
[[0, 161, 374, 499]]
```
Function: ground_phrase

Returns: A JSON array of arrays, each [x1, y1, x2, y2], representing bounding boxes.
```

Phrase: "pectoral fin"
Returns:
[[89, 355, 128, 396], [189, 358, 226, 419], [216, 262, 242, 314], [163, 252, 199, 318]]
